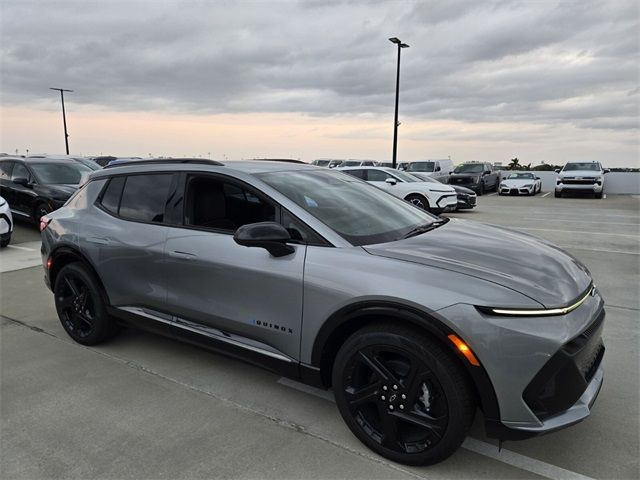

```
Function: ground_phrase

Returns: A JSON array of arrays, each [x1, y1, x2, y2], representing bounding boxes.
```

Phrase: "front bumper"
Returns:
[[436, 287, 605, 439], [499, 186, 533, 195], [556, 181, 602, 193], [456, 194, 477, 209], [0, 213, 12, 235], [434, 193, 459, 212]]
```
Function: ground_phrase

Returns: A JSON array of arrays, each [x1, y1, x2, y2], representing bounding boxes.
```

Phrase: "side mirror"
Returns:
[[233, 222, 294, 257], [483, 170, 491, 175], [385, 178, 397, 185], [535, 176, 541, 180], [435, 166, 441, 172], [603, 169, 610, 174], [554, 169, 561, 173], [12, 177, 30, 187]]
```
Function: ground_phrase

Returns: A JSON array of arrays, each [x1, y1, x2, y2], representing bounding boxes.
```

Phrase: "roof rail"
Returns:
[[251, 158, 307, 164], [104, 158, 224, 169]]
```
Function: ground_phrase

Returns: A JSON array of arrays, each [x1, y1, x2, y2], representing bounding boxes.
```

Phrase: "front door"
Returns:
[[164, 173, 305, 360]]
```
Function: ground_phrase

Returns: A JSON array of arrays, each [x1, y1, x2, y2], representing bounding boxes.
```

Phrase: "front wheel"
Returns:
[[54, 263, 120, 345], [477, 183, 484, 196], [332, 324, 476, 466], [405, 194, 430, 212], [595, 192, 603, 199], [34, 202, 52, 224]]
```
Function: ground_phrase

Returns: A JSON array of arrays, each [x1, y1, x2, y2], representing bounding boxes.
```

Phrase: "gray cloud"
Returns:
[[1, 0, 638, 133]]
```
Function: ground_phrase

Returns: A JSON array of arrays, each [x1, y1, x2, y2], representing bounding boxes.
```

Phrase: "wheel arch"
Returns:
[[310, 301, 500, 421], [49, 246, 111, 305]]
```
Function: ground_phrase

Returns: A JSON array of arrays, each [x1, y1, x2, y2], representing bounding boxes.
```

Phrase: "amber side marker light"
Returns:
[[448, 334, 480, 367]]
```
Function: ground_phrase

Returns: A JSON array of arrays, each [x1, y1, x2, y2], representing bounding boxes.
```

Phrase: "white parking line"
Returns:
[[603, 194, 607, 199], [518, 227, 639, 238], [6, 244, 36, 251], [542, 192, 551, 197], [559, 245, 640, 255], [278, 377, 596, 480]]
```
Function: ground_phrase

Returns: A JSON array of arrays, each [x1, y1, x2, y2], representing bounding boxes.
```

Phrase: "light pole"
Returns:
[[389, 37, 409, 169], [50, 87, 73, 154]]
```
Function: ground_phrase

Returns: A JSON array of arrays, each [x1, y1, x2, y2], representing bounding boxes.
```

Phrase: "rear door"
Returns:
[[163, 172, 306, 360], [83, 172, 177, 312], [0, 161, 15, 208], [9, 162, 37, 218]]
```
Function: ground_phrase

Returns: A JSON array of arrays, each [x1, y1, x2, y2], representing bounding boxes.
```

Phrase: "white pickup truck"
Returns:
[[555, 161, 609, 198]]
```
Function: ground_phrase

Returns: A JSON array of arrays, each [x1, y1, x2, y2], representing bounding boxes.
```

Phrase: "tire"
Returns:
[[595, 192, 603, 199], [405, 194, 430, 212], [332, 323, 476, 466], [478, 183, 484, 196], [0, 236, 10, 248], [554, 191, 561, 198], [34, 202, 52, 224], [54, 262, 119, 345]]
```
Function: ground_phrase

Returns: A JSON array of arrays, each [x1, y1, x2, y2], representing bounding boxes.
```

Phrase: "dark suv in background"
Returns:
[[0, 156, 90, 223], [448, 162, 500, 195]]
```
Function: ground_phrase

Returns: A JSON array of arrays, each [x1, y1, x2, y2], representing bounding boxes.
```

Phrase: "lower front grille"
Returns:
[[523, 309, 605, 420], [563, 179, 597, 185]]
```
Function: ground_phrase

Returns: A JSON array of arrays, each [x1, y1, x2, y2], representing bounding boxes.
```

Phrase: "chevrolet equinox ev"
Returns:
[[41, 159, 605, 465]]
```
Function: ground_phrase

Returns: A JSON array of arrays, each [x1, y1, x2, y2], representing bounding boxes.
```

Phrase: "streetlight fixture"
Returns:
[[50, 87, 73, 154], [389, 37, 409, 169]]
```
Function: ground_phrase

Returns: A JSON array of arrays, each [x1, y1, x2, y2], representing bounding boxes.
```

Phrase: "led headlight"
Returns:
[[477, 286, 595, 317]]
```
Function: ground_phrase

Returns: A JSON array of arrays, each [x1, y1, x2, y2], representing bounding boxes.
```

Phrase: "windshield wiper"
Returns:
[[402, 217, 449, 239]]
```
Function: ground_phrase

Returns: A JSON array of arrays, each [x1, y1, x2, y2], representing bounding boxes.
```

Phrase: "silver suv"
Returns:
[[41, 159, 605, 466]]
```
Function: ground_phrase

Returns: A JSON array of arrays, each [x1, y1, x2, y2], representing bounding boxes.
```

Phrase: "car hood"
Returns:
[[559, 170, 602, 178], [450, 172, 482, 178], [363, 219, 592, 308], [42, 184, 78, 198], [450, 185, 476, 195], [502, 179, 535, 187]]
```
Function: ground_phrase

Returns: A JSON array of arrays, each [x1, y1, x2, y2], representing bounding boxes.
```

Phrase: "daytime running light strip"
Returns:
[[489, 286, 595, 316]]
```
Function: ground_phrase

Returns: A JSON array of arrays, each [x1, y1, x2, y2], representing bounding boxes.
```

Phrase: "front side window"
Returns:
[[343, 169, 366, 180], [184, 175, 275, 232], [259, 169, 437, 246], [11, 163, 31, 182], [119, 174, 174, 223], [367, 170, 392, 182]]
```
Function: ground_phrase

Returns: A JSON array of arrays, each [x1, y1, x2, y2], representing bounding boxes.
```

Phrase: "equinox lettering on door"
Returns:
[[250, 319, 293, 334]]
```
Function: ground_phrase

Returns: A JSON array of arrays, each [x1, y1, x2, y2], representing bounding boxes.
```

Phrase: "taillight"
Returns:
[[40, 215, 51, 232]]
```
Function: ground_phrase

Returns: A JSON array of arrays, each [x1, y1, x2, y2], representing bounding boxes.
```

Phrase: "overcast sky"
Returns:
[[1, 0, 638, 166]]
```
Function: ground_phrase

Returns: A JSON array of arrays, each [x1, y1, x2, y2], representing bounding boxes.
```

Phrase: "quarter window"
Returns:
[[118, 174, 174, 223], [99, 176, 125, 214]]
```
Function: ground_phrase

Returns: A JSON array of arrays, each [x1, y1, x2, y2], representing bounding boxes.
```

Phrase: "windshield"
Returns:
[[390, 170, 420, 182], [30, 162, 91, 184], [407, 162, 435, 172], [258, 169, 437, 246], [76, 158, 101, 170], [563, 162, 601, 171], [507, 173, 534, 179], [453, 164, 484, 174], [342, 161, 361, 167], [314, 160, 330, 167]]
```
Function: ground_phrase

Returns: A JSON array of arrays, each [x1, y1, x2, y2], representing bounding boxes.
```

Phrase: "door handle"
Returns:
[[87, 236, 110, 245], [170, 250, 197, 261]]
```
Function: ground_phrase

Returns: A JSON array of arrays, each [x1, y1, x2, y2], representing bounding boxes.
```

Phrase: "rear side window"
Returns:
[[99, 177, 125, 214], [119, 174, 173, 223]]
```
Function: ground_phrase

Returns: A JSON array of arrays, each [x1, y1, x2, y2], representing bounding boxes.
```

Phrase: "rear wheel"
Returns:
[[332, 324, 476, 466], [405, 194, 429, 212], [54, 263, 119, 345]]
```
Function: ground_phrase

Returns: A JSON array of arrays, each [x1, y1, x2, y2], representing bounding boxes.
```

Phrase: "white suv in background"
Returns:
[[555, 161, 609, 198], [340, 166, 458, 214], [0, 195, 13, 248]]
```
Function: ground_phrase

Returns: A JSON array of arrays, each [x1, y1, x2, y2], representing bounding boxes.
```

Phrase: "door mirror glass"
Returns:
[[535, 176, 541, 180], [484, 170, 491, 175], [385, 177, 397, 185], [603, 169, 610, 174], [12, 177, 30, 187], [234, 221, 294, 257], [554, 169, 561, 173]]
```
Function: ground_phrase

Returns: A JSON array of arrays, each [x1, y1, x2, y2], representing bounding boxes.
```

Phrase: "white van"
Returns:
[[405, 159, 454, 182]]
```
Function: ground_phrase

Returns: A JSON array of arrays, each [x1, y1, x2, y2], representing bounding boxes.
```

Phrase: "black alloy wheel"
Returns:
[[333, 324, 476, 465], [54, 263, 119, 345], [405, 194, 429, 211]]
